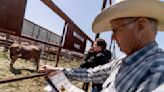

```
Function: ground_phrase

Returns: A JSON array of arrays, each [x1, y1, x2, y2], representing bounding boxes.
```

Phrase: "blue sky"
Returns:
[[25, 0, 164, 56]]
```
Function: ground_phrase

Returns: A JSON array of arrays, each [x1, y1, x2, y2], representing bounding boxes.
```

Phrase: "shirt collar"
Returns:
[[123, 41, 158, 65]]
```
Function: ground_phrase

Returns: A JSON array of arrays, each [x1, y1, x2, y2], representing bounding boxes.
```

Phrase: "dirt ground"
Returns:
[[0, 51, 88, 92]]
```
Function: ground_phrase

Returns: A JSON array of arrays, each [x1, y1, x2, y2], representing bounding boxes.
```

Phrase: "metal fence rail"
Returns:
[[0, 73, 47, 84]]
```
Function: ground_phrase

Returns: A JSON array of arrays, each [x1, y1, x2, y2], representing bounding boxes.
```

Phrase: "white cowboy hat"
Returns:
[[92, 0, 164, 33]]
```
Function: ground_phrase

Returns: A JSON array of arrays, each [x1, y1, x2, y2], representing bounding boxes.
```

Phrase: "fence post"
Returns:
[[55, 21, 67, 67]]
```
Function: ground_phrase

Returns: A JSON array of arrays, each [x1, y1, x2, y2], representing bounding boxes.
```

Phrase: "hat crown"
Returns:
[[92, 0, 164, 33], [115, 0, 158, 4]]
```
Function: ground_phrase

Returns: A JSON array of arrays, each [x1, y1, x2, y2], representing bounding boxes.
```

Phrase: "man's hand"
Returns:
[[39, 65, 64, 74]]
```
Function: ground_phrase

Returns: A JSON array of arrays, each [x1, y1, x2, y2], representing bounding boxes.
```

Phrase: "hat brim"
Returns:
[[92, 0, 164, 33]]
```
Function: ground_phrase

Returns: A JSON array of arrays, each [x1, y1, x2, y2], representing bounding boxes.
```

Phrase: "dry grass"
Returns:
[[0, 50, 88, 92]]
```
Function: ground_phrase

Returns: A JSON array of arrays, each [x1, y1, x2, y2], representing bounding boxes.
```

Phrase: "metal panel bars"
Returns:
[[0, 0, 93, 85]]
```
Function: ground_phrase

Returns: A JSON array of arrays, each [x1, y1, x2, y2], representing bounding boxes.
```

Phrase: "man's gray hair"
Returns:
[[147, 18, 158, 35], [125, 17, 158, 34]]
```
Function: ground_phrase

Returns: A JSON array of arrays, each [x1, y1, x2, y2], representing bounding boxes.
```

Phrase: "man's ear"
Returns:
[[137, 17, 149, 32], [136, 18, 150, 39]]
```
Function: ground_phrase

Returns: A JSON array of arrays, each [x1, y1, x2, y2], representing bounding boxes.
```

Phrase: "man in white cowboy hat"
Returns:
[[39, 0, 164, 92]]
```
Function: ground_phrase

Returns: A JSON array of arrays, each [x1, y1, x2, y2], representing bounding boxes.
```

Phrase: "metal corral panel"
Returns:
[[21, 19, 34, 36], [0, 0, 27, 36], [49, 33, 61, 45], [38, 28, 48, 41], [22, 19, 61, 45], [63, 23, 87, 53]]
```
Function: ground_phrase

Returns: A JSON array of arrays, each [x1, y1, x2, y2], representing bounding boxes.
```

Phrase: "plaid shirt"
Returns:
[[63, 42, 164, 92]]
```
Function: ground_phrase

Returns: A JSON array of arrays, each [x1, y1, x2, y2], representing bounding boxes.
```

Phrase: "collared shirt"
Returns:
[[63, 42, 164, 92]]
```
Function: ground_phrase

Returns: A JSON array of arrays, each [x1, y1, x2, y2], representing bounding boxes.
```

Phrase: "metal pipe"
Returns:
[[102, 0, 107, 10], [0, 73, 47, 84], [55, 22, 67, 67], [95, 0, 107, 39], [20, 35, 63, 48], [110, 0, 112, 5], [41, 0, 93, 43]]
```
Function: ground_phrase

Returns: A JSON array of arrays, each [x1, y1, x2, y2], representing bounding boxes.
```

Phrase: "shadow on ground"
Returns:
[[10, 67, 37, 75]]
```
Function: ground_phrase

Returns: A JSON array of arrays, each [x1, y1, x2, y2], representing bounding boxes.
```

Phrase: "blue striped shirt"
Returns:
[[63, 42, 164, 92]]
